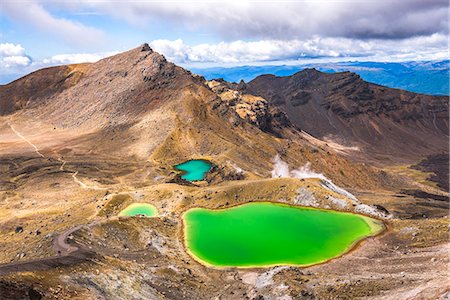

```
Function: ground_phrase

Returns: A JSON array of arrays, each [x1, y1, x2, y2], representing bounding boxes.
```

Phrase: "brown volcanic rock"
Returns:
[[206, 79, 291, 136], [0, 44, 197, 127], [244, 69, 449, 162], [0, 44, 207, 158], [411, 153, 449, 191], [0, 65, 84, 116]]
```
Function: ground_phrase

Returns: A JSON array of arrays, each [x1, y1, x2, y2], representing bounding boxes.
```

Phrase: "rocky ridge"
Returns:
[[244, 68, 449, 162]]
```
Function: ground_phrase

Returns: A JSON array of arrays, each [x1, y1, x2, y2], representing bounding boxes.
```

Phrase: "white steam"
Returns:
[[271, 155, 290, 178], [271, 154, 358, 201], [271, 154, 392, 219], [228, 161, 244, 174]]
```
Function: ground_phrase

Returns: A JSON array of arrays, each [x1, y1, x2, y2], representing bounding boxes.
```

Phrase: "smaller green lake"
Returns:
[[174, 159, 213, 181], [118, 203, 158, 217], [183, 202, 384, 268]]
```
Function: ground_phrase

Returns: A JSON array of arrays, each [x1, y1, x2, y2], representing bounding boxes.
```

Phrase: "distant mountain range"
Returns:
[[190, 60, 449, 96]]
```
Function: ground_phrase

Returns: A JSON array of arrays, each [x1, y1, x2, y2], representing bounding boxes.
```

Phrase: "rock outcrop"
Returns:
[[206, 79, 291, 136]]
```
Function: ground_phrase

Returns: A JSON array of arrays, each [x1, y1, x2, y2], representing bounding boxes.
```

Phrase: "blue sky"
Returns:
[[0, 0, 448, 83]]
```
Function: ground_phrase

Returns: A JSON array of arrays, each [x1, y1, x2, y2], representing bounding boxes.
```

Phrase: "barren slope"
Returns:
[[244, 69, 449, 163]]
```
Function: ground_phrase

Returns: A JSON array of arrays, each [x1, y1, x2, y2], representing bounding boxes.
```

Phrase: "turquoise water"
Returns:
[[174, 160, 213, 181]]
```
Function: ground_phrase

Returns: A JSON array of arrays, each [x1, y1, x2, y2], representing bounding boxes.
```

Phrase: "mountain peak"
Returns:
[[0, 44, 193, 126], [287, 68, 323, 82], [302, 67, 320, 73], [140, 43, 152, 52]]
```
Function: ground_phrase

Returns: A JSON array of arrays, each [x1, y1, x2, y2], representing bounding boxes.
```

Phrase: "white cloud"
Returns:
[[150, 34, 448, 65], [0, 43, 31, 68], [41, 52, 118, 65], [0, 43, 115, 83], [0, 43, 26, 57], [2, 32, 447, 84], [2, 56, 31, 67], [1, 1, 446, 74], [2, 1, 105, 48]]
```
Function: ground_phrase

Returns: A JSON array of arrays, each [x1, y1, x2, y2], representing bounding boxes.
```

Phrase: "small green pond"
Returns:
[[183, 202, 384, 267], [174, 159, 213, 181], [118, 203, 158, 217]]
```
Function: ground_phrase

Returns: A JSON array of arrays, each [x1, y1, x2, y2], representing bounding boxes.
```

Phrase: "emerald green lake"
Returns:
[[183, 202, 384, 267], [174, 159, 213, 181], [118, 203, 157, 217]]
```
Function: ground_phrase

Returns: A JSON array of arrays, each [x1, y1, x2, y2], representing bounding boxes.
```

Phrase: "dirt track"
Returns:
[[0, 225, 95, 276]]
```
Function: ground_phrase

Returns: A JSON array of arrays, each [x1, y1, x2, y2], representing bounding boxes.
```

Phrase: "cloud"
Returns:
[[41, 52, 118, 65], [150, 34, 448, 65], [0, 43, 116, 84], [2, 1, 105, 48], [1, 1, 446, 73], [0, 43, 32, 83], [0, 43, 31, 68], [2, 56, 31, 68], [0, 43, 115, 70], [71, 0, 447, 40], [2, 31, 447, 84], [0, 43, 26, 57]]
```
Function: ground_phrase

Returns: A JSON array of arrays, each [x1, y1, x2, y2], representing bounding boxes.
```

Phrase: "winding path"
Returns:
[[57, 156, 107, 190], [8, 121, 45, 158], [0, 122, 106, 274], [0, 225, 95, 276], [52, 225, 85, 255], [7, 120, 106, 190]]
